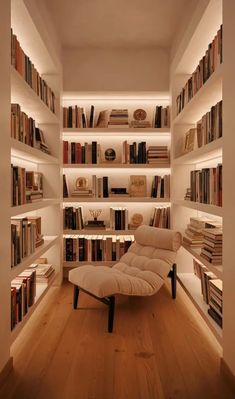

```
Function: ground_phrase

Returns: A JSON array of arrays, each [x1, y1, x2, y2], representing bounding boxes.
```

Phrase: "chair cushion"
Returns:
[[134, 225, 182, 252]]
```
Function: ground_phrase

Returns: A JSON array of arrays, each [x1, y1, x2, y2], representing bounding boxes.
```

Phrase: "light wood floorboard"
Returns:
[[0, 281, 233, 399]]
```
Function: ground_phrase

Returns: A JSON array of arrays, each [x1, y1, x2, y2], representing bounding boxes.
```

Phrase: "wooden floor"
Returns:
[[0, 280, 234, 399]]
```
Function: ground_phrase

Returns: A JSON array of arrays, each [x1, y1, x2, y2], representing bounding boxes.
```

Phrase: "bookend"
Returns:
[[73, 285, 115, 333], [167, 263, 177, 299]]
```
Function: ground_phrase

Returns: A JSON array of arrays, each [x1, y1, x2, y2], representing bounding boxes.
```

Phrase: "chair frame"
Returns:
[[72, 263, 177, 333]]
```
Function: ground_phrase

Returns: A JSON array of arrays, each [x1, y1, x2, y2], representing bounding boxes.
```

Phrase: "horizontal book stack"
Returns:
[[110, 207, 128, 230], [11, 166, 43, 206], [108, 109, 129, 128], [64, 235, 134, 262], [63, 141, 100, 164], [183, 217, 212, 247], [200, 228, 223, 265], [11, 104, 50, 153], [197, 100, 223, 147], [28, 258, 55, 285], [11, 30, 55, 113], [208, 279, 223, 327], [176, 25, 222, 115], [147, 146, 169, 164], [11, 269, 36, 330], [154, 106, 170, 128], [151, 175, 170, 198], [190, 164, 222, 206], [63, 206, 84, 230], [11, 216, 44, 267], [149, 206, 170, 228]]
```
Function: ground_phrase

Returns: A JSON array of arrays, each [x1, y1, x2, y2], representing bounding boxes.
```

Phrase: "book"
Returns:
[[129, 175, 147, 197]]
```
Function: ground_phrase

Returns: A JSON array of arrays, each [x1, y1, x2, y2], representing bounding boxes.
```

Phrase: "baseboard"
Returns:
[[221, 358, 235, 393], [0, 357, 13, 386]]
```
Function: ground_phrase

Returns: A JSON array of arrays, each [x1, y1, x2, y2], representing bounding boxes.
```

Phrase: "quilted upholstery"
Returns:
[[69, 225, 182, 298]]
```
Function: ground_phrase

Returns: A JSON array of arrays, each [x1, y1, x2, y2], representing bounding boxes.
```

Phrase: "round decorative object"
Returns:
[[105, 148, 116, 161], [75, 177, 88, 190], [133, 109, 147, 121], [131, 213, 143, 226]]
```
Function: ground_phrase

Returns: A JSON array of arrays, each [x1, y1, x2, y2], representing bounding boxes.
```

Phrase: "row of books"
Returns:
[[11, 29, 56, 114], [200, 228, 222, 265], [11, 104, 50, 154], [64, 235, 134, 262], [176, 25, 222, 115], [63, 105, 170, 129], [151, 175, 170, 199], [11, 167, 43, 206], [193, 259, 223, 327], [189, 164, 222, 206], [149, 206, 170, 229], [11, 259, 55, 330], [11, 216, 43, 267]]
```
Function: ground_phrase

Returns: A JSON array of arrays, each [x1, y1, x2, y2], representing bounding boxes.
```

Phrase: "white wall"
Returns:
[[63, 47, 169, 92]]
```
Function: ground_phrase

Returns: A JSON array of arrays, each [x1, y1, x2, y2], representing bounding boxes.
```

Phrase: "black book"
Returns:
[[142, 142, 147, 163], [155, 106, 162, 128], [92, 141, 97, 164], [160, 177, 164, 198], [137, 142, 143, 163], [64, 207, 69, 229], [89, 105, 95, 128], [63, 174, 68, 198], [68, 106, 73, 128], [71, 142, 76, 163], [130, 144, 135, 164], [79, 237, 85, 261], [81, 146, 85, 163], [65, 238, 73, 261], [103, 176, 109, 198], [82, 111, 87, 128]]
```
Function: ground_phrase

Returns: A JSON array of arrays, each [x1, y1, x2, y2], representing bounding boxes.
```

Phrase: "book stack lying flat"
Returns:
[[183, 217, 212, 247], [110, 207, 128, 230], [71, 188, 93, 197], [108, 109, 129, 128], [201, 228, 223, 265], [11, 269, 36, 330], [147, 146, 169, 164], [149, 206, 170, 228], [63, 206, 84, 230], [64, 235, 134, 262], [208, 279, 223, 327], [28, 262, 55, 285]]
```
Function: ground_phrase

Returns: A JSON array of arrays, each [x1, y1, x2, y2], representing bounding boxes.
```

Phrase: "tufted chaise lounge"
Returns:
[[69, 225, 182, 332]]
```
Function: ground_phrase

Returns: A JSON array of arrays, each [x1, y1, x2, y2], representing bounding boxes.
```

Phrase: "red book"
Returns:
[[75, 143, 81, 164]]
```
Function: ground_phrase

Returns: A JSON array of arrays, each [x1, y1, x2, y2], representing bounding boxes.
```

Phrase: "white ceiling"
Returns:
[[43, 0, 197, 49]]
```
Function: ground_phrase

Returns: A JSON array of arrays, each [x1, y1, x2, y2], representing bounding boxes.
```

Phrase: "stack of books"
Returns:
[[147, 146, 169, 164], [200, 228, 223, 265], [71, 188, 93, 198], [63, 206, 84, 230], [208, 279, 223, 327], [28, 260, 55, 285], [183, 217, 211, 247], [108, 109, 129, 128]]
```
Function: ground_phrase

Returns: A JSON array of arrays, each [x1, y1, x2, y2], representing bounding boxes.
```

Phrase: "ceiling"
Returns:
[[42, 0, 197, 49]]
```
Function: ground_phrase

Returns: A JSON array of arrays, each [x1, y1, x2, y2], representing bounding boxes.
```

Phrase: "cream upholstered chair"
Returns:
[[69, 225, 182, 332]]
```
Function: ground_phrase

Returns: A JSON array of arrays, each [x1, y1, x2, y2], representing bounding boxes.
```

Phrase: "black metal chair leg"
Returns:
[[171, 264, 177, 299], [73, 285, 79, 309], [108, 296, 115, 333]]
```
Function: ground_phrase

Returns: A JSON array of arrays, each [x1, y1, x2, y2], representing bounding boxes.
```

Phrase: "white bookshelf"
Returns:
[[10, 199, 60, 217], [11, 138, 59, 164], [64, 197, 170, 203], [172, 200, 223, 217], [63, 163, 170, 169], [173, 137, 222, 165]]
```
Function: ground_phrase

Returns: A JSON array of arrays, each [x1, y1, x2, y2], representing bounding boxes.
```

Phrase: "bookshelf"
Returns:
[[0, 0, 62, 376], [62, 93, 171, 272], [171, 0, 223, 344]]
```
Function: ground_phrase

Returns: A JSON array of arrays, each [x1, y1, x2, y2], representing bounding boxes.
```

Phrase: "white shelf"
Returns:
[[10, 199, 60, 217], [11, 138, 59, 164], [11, 236, 59, 280], [173, 138, 222, 165], [63, 163, 170, 169], [182, 242, 223, 279], [63, 229, 136, 235], [63, 261, 115, 268], [63, 197, 170, 203], [63, 128, 170, 137], [177, 273, 222, 344], [173, 199, 223, 217], [173, 64, 222, 125], [11, 272, 58, 344], [11, 67, 59, 124]]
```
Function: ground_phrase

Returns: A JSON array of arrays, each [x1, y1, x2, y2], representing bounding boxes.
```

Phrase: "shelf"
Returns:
[[63, 261, 115, 268], [173, 199, 223, 217], [10, 236, 59, 280], [63, 197, 170, 203], [11, 272, 58, 344], [173, 138, 222, 165], [63, 128, 170, 137], [11, 138, 59, 164], [10, 199, 60, 217], [64, 229, 136, 235], [11, 66, 59, 124], [182, 242, 223, 279], [63, 163, 170, 169], [173, 64, 222, 125], [177, 273, 222, 344]]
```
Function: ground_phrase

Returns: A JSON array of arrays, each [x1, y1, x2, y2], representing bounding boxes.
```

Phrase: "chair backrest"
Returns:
[[117, 225, 182, 279]]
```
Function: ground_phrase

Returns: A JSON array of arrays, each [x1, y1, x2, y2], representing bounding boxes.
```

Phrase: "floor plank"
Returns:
[[0, 280, 233, 399]]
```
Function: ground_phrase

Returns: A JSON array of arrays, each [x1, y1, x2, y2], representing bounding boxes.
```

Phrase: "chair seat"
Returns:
[[69, 262, 165, 298]]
